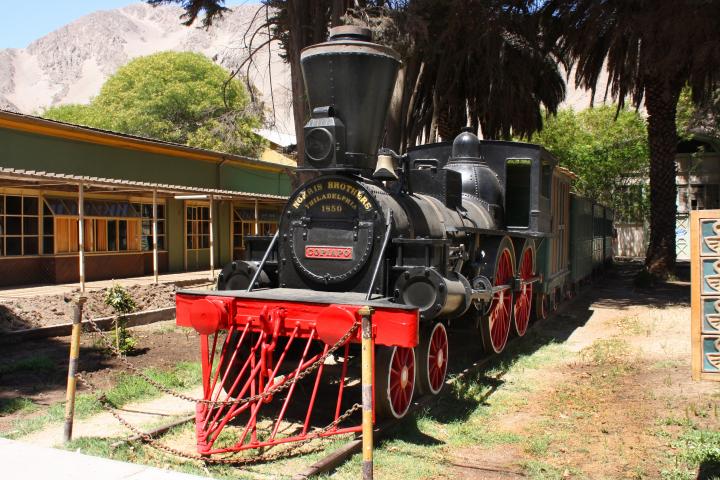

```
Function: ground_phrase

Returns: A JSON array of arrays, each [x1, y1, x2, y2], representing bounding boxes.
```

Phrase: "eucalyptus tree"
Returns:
[[542, 0, 720, 278]]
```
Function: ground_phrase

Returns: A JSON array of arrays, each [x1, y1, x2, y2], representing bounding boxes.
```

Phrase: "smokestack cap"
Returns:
[[329, 26, 373, 42]]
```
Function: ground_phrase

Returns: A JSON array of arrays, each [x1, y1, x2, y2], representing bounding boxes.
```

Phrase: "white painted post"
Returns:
[[209, 195, 214, 281], [78, 182, 86, 293], [152, 189, 158, 284], [254, 199, 259, 235]]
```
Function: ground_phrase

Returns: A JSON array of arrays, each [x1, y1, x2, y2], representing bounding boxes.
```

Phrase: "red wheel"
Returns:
[[513, 246, 534, 337], [417, 322, 449, 395], [481, 248, 514, 354], [376, 346, 415, 419]]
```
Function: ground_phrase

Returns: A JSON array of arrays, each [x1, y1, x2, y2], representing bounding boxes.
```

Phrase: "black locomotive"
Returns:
[[177, 26, 579, 453]]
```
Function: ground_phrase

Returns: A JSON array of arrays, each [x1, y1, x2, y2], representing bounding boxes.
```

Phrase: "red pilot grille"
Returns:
[[305, 245, 353, 260]]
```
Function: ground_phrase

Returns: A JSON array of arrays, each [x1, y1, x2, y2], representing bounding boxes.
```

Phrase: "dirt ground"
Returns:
[[447, 264, 720, 479], [0, 320, 199, 435], [0, 283, 177, 332], [2, 262, 719, 480]]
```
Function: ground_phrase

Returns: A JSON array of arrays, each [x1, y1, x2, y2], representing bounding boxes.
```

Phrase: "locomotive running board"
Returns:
[[175, 288, 419, 455]]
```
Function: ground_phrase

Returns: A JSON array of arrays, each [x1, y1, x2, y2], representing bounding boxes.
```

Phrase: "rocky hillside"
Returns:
[[0, 3, 294, 134]]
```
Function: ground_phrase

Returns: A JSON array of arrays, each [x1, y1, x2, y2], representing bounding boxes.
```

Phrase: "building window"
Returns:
[[0, 195, 40, 256], [232, 205, 280, 258], [45, 198, 141, 254], [133, 203, 166, 251], [186, 205, 210, 250]]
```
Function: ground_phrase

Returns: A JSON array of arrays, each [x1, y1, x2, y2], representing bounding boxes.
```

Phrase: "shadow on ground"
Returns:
[[368, 260, 691, 460]]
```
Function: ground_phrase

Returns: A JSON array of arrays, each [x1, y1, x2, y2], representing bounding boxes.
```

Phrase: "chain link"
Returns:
[[83, 313, 359, 406], [76, 372, 361, 465]]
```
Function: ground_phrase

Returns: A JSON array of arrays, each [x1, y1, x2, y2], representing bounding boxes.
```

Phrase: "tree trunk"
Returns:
[[644, 77, 681, 278], [287, 0, 307, 169]]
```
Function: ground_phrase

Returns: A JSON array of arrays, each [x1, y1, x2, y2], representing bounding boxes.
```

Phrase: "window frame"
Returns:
[[0, 194, 40, 257]]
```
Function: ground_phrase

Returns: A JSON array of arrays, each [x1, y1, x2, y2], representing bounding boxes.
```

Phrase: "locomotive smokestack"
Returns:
[[300, 26, 401, 172]]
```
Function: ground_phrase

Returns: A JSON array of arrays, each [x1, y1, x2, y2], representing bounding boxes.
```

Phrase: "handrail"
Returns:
[[365, 211, 393, 301], [247, 231, 279, 292]]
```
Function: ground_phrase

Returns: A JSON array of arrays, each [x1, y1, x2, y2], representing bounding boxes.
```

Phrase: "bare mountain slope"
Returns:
[[0, 3, 294, 134]]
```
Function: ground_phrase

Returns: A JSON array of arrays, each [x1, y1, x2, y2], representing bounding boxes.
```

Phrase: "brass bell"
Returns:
[[372, 153, 398, 181]]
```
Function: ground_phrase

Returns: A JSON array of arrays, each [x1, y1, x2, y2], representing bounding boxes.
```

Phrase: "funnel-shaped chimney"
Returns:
[[301, 26, 401, 172]]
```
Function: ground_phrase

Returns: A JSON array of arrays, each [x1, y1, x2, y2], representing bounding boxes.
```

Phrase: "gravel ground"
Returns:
[[0, 283, 177, 332]]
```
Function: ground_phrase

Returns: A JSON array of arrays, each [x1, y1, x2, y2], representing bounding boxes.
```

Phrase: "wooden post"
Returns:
[[209, 195, 214, 281], [78, 182, 85, 292], [152, 190, 159, 284], [64, 296, 86, 443], [358, 305, 374, 480], [254, 199, 259, 235]]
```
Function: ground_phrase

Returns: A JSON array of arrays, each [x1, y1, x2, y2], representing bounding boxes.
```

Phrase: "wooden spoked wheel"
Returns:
[[481, 248, 514, 354], [376, 346, 415, 419], [417, 322, 449, 395], [513, 246, 534, 337]]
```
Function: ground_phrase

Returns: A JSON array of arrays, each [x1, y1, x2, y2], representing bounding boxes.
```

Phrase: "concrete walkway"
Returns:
[[0, 438, 209, 479], [0, 270, 215, 299]]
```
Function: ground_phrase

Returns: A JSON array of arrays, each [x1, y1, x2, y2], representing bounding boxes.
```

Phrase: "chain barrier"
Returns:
[[83, 313, 359, 406], [76, 372, 362, 465], [74, 314, 363, 464]]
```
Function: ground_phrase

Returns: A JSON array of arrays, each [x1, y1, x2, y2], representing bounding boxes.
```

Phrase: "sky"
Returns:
[[0, 0, 250, 49]]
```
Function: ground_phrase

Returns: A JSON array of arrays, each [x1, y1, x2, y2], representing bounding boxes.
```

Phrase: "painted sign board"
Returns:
[[691, 210, 720, 381]]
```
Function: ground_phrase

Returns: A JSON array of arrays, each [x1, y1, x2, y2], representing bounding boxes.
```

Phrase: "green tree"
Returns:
[[530, 106, 649, 222], [677, 85, 720, 140], [43, 51, 265, 157], [542, 0, 720, 278]]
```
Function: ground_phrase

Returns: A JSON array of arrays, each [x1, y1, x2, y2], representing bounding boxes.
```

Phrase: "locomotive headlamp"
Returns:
[[305, 127, 334, 164], [303, 106, 345, 168]]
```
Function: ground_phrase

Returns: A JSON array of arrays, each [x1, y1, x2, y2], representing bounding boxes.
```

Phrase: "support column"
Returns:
[[78, 182, 85, 292], [152, 189, 158, 284], [254, 199, 259, 235], [209, 195, 214, 281]]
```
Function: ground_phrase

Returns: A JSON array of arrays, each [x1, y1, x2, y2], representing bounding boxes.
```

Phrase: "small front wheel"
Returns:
[[375, 346, 415, 419]]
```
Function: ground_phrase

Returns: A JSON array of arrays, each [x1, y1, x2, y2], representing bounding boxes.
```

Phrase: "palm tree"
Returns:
[[383, 0, 564, 149], [542, 0, 720, 278]]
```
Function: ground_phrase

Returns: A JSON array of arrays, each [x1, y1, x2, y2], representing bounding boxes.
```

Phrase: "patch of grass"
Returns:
[[651, 359, 684, 370], [525, 434, 552, 456], [446, 420, 522, 447], [0, 397, 38, 415], [615, 315, 645, 335], [672, 428, 720, 468], [105, 361, 201, 408], [581, 337, 630, 365], [2, 362, 201, 440], [0, 356, 55, 375], [521, 460, 570, 479], [659, 416, 696, 428]]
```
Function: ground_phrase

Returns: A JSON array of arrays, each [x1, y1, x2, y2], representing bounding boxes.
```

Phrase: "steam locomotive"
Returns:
[[175, 26, 612, 455]]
